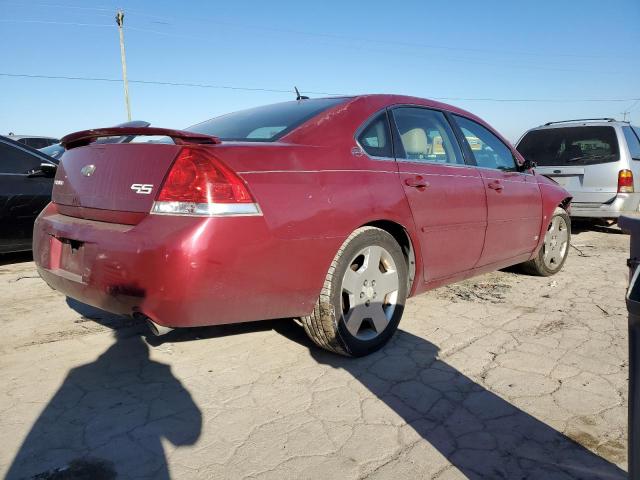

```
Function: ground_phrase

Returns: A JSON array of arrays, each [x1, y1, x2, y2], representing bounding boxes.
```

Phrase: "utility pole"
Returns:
[[115, 9, 131, 121]]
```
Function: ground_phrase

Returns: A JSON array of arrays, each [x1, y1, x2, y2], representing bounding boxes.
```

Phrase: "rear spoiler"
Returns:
[[61, 127, 221, 149]]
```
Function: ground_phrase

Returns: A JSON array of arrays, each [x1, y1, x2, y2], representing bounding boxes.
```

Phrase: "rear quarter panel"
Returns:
[[211, 96, 423, 300]]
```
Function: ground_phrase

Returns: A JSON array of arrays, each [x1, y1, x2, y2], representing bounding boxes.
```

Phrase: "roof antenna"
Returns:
[[294, 86, 309, 101]]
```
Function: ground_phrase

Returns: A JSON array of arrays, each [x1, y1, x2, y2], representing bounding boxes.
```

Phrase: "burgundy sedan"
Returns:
[[33, 95, 571, 356]]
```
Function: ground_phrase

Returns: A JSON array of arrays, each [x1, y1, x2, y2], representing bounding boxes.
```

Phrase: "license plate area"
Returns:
[[49, 236, 86, 282], [548, 175, 581, 188]]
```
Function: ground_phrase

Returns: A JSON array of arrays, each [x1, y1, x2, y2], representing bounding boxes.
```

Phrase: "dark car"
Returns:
[[0, 136, 57, 253], [5, 135, 60, 149]]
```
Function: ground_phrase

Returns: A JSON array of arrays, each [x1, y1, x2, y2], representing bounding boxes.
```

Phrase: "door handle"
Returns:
[[487, 181, 503, 192], [405, 176, 430, 190]]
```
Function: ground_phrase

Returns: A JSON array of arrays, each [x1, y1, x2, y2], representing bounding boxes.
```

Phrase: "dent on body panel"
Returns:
[[538, 182, 571, 245]]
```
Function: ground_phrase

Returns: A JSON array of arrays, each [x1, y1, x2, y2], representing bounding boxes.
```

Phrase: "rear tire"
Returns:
[[521, 207, 570, 276], [301, 227, 408, 357]]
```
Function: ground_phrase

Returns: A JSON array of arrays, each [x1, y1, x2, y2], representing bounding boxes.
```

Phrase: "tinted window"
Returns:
[[392, 108, 463, 164], [20, 138, 57, 149], [38, 143, 64, 162], [454, 115, 516, 171], [187, 98, 349, 141], [357, 113, 392, 158], [623, 126, 640, 160], [517, 126, 620, 166], [0, 142, 43, 174]]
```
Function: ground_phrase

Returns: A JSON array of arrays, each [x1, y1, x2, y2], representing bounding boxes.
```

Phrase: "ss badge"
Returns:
[[130, 183, 154, 195]]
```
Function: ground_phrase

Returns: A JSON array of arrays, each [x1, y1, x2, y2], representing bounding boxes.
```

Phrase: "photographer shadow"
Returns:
[[6, 309, 202, 480]]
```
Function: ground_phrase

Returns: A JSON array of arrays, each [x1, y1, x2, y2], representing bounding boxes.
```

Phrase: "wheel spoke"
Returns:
[[557, 226, 569, 244], [375, 271, 399, 297], [370, 304, 389, 333], [364, 246, 383, 275], [342, 268, 361, 294], [345, 304, 367, 337]]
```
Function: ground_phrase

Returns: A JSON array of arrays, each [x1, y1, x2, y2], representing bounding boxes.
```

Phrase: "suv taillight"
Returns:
[[151, 146, 260, 216], [618, 169, 634, 193]]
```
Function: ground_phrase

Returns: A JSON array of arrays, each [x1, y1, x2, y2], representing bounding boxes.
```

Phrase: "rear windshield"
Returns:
[[517, 126, 620, 166], [186, 97, 350, 142]]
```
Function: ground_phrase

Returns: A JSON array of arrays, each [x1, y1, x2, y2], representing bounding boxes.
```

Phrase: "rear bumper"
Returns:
[[570, 193, 640, 219], [33, 203, 335, 328]]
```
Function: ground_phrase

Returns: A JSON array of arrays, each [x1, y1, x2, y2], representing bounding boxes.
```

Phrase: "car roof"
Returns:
[[529, 120, 633, 130], [7, 135, 60, 140], [347, 93, 481, 118]]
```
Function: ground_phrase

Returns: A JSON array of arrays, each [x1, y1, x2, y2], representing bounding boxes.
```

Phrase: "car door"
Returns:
[[0, 139, 54, 252], [389, 107, 487, 282], [452, 115, 542, 266]]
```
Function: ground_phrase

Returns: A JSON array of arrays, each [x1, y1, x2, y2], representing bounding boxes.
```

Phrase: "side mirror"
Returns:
[[518, 158, 536, 172], [28, 162, 57, 178]]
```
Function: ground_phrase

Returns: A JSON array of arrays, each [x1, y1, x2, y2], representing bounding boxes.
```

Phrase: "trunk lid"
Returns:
[[54, 143, 183, 213], [53, 127, 220, 222]]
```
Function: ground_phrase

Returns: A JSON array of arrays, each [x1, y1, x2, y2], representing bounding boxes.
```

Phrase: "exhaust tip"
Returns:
[[133, 312, 173, 336]]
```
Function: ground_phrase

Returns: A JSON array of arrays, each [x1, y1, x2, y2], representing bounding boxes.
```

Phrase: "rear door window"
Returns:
[[517, 126, 620, 166], [391, 107, 464, 165], [623, 126, 640, 160]]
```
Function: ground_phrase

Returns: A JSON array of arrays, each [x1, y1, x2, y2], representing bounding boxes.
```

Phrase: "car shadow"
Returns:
[[0, 250, 33, 266], [571, 219, 626, 236], [5, 324, 202, 480], [271, 317, 627, 479]]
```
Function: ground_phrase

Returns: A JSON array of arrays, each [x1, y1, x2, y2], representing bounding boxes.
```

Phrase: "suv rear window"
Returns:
[[186, 98, 349, 142], [517, 126, 620, 166]]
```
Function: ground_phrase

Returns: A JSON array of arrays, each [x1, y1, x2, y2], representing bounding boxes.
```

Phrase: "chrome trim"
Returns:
[[237, 169, 397, 174], [151, 201, 262, 217], [395, 158, 471, 169]]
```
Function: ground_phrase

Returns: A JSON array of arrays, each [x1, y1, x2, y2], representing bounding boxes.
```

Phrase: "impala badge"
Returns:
[[81, 164, 96, 177], [131, 183, 154, 195]]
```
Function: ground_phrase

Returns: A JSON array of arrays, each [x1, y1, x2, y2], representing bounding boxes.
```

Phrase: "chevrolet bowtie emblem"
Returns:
[[81, 164, 96, 177]]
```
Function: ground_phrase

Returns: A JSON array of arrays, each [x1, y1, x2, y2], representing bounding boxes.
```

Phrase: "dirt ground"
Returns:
[[0, 224, 630, 479]]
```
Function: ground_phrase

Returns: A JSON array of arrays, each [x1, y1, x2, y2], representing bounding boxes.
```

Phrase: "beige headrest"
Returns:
[[401, 128, 428, 155]]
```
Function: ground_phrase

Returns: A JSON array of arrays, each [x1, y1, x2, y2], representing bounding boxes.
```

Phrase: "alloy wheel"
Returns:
[[543, 215, 569, 270], [340, 245, 400, 341]]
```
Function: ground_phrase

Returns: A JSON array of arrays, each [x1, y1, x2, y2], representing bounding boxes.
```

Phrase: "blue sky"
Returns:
[[1, 0, 639, 142]]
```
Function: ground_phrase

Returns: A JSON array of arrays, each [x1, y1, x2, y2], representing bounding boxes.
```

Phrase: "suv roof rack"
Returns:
[[543, 118, 616, 126]]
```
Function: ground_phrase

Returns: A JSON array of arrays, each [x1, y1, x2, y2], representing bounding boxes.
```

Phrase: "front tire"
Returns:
[[301, 227, 408, 357], [521, 207, 571, 276]]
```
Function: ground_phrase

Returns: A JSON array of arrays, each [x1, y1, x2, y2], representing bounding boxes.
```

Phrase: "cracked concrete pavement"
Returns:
[[0, 224, 630, 479]]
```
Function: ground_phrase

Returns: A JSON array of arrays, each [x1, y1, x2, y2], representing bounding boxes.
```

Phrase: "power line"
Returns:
[[2, 17, 634, 76], [0, 18, 113, 27], [2, 1, 637, 62], [1, 72, 638, 104], [0, 1, 113, 12], [0, 72, 342, 95]]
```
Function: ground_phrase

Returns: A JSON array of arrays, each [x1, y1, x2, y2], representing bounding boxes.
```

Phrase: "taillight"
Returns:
[[618, 169, 634, 193], [151, 146, 260, 216]]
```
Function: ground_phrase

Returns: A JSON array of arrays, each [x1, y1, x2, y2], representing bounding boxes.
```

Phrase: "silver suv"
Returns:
[[517, 118, 640, 221]]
